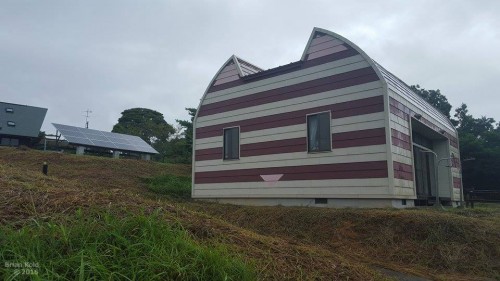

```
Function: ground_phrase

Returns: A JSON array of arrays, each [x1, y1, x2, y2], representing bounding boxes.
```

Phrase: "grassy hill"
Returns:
[[1, 147, 499, 280]]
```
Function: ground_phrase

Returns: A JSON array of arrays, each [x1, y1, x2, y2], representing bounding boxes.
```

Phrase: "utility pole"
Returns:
[[83, 109, 92, 129]]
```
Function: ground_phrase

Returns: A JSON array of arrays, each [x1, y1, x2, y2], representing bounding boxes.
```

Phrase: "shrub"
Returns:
[[147, 175, 192, 199]]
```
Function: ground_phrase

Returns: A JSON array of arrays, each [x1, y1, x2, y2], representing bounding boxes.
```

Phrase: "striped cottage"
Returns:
[[192, 27, 462, 208]]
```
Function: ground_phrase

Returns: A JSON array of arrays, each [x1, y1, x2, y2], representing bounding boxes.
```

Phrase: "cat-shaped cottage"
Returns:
[[192, 27, 462, 208]]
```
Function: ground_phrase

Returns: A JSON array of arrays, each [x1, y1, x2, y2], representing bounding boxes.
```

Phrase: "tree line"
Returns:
[[112, 107, 195, 164], [113, 86, 499, 191]]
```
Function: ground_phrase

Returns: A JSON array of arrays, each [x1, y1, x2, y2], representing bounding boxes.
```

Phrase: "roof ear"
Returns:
[[211, 55, 264, 87], [211, 56, 241, 87], [234, 56, 263, 76], [301, 28, 350, 61]]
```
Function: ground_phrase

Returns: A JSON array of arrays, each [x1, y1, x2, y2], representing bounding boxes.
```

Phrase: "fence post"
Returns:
[[42, 162, 48, 175]]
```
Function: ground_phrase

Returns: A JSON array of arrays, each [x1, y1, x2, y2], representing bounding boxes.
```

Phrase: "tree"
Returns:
[[453, 103, 474, 133], [175, 108, 197, 153], [410, 85, 452, 118], [158, 108, 197, 164], [452, 103, 500, 191], [112, 108, 175, 145]]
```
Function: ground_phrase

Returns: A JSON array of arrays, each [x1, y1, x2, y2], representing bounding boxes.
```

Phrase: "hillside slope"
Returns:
[[1, 147, 499, 280]]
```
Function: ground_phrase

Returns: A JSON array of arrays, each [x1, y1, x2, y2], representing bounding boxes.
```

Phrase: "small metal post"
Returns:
[[42, 162, 48, 175]]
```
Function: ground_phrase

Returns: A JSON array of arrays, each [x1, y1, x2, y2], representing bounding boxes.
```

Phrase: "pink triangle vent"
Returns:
[[260, 174, 283, 187]]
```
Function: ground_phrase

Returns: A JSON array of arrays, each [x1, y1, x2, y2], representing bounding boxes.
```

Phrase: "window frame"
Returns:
[[222, 126, 240, 160], [7, 121, 16, 127], [306, 111, 332, 153], [5, 108, 14, 113]]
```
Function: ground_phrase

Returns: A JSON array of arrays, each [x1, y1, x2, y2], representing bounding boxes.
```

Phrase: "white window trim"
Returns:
[[222, 126, 241, 160], [306, 111, 332, 153]]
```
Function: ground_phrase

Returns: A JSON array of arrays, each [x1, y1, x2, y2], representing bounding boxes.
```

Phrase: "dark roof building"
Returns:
[[191, 27, 462, 208], [0, 101, 47, 146]]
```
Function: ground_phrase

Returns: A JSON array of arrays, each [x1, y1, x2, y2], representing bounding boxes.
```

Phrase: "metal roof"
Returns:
[[53, 123, 158, 154], [0, 102, 47, 137], [373, 62, 455, 130]]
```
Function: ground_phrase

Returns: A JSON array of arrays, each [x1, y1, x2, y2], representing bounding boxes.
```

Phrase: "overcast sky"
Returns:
[[1, 0, 499, 134]]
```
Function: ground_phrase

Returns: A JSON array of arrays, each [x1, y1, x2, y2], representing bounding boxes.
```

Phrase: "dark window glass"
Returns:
[[5, 108, 13, 113], [315, 198, 328, 204], [223, 127, 239, 160], [7, 121, 15, 127], [307, 112, 331, 152]]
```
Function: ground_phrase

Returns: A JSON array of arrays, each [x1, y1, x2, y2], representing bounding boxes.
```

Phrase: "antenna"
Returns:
[[83, 109, 92, 128]]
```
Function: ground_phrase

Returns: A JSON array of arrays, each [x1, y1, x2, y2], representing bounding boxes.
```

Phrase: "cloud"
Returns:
[[0, 0, 499, 135]]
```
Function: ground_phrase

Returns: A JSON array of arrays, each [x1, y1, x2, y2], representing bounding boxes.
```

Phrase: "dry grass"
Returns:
[[187, 202, 500, 280], [2, 146, 499, 280], [0, 147, 386, 280]]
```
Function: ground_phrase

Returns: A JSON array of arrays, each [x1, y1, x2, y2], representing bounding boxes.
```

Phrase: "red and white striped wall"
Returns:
[[192, 27, 462, 206]]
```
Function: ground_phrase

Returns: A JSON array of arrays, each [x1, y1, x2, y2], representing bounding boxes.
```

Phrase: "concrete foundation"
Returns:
[[198, 198, 416, 208], [76, 146, 85, 155], [113, 151, 120, 159], [141, 154, 151, 161]]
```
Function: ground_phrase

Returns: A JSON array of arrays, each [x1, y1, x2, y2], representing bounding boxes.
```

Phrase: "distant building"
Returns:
[[191, 27, 462, 208], [0, 102, 47, 147]]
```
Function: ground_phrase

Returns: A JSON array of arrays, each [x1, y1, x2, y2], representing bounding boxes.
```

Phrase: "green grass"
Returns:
[[0, 210, 254, 281], [147, 175, 192, 199]]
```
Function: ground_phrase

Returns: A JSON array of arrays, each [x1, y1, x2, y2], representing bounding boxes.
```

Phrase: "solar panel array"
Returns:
[[52, 123, 158, 154]]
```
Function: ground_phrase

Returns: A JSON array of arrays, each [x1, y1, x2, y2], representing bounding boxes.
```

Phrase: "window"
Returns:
[[315, 198, 328, 204], [5, 108, 14, 113], [307, 112, 331, 152], [223, 127, 239, 160], [7, 121, 15, 127]]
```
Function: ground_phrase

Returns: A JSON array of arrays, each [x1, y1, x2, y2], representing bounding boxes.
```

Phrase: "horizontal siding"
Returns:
[[393, 186, 415, 197], [193, 185, 391, 198], [307, 38, 344, 54], [198, 82, 382, 128], [196, 178, 388, 190], [195, 128, 386, 161], [213, 63, 239, 86], [196, 95, 384, 139], [451, 169, 461, 179], [391, 128, 411, 150], [309, 33, 337, 46], [332, 128, 386, 148], [196, 112, 385, 150], [389, 111, 410, 130], [393, 161, 413, 181], [308, 44, 349, 60], [196, 145, 387, 172], [195, 161, 388, 184], [389, 92, 458, 148], [199, 67, 379, 117], [393, 153, 412, 166], [394, 179, 413, 189], [204, 55, 367, 105], [241, 137, 303, 158], [208, 48, 360, 93], [193, 187, 391, 198]]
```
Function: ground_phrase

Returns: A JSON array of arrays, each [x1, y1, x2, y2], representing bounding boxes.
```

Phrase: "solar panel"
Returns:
[[52, 123, 158, 154]]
